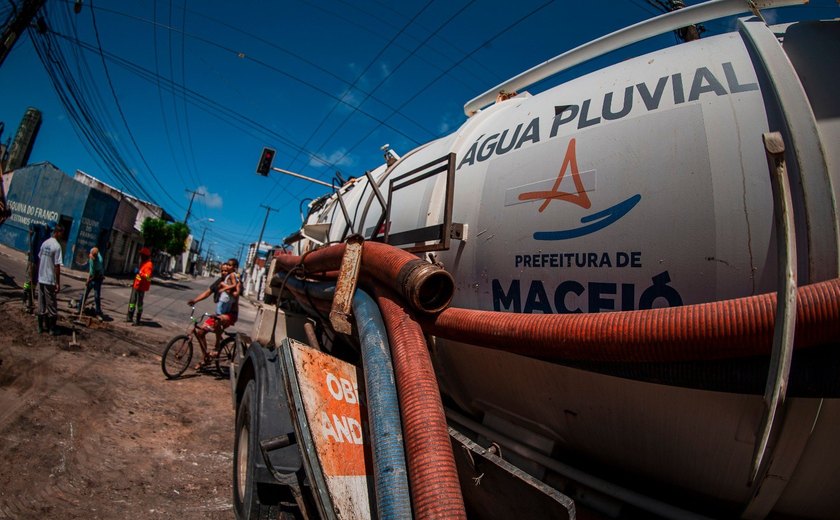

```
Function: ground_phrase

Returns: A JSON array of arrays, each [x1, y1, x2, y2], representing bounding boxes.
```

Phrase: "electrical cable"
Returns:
[[87, 0, 182, 210], [300, 0, 476, 179], [178, 0, 201, 185], [152, 0, 195, 197], [179, 4, 439, 140], [315, 0, 555, 173], [285, 0, 435, 174], [80, 3, 422, 146], [30, 12, 157, 202]]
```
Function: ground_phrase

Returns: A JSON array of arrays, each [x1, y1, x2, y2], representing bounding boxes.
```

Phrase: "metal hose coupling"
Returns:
[[396, 259, 455, 314]]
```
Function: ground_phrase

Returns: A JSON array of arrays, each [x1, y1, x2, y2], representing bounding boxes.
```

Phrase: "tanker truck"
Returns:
[[229, 1, 840, 518]]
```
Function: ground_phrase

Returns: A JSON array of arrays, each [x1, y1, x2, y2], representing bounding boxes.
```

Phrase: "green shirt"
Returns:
[[89, 253, 104, 278]]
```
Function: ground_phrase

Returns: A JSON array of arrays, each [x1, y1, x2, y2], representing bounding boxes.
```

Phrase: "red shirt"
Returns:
[[133, 260, 153, 291]]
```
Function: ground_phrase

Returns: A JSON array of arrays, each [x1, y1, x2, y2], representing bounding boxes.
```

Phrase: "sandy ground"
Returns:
[[0, 278, 236, 518]]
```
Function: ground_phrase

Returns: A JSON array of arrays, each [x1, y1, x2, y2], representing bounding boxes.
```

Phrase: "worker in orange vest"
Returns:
[[126, 247, 153, 326]]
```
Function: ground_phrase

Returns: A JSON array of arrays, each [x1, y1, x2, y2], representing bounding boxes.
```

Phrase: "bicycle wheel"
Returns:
[[215, 336, 236, 378], [162, 334, 193, 379]]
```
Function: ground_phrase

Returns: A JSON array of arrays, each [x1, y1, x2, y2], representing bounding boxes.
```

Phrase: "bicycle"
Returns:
[[161, 307, 236, 379]]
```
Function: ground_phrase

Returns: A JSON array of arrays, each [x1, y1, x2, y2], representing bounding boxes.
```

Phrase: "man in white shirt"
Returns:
[[38, 225, 64, 335]]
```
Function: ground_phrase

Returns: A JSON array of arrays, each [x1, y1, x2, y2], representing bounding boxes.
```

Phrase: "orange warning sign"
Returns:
[[292, 345, 368, 477]]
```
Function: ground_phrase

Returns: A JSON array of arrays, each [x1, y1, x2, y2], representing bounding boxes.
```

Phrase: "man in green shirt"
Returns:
[[87, 247, 105, 320]]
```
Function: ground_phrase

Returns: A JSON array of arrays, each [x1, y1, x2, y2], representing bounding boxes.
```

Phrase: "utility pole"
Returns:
[[183, 188, 204, 223], [0, 0, 46, 68], [235, 242, 246, 268], [250, 204, 277, 271], [194, 218, 214, 258], [198, 227, 209, 256]]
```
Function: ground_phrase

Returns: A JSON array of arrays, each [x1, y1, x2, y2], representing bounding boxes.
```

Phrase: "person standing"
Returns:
[[87, 246, 105, 320], [37, 225, 64, 335], [126, 247, 153, 326], [23, 223, 50, 314]]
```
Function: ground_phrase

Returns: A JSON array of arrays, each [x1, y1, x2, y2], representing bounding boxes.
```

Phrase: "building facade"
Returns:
[[0, 163, 172, 275], [0, 162, 119, 270], [73, 170, 170, 275]]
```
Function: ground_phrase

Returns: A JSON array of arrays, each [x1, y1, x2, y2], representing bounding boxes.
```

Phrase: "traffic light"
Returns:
[[256, 147, 276, 176]]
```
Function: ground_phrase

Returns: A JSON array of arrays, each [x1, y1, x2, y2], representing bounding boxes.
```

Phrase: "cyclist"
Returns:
[[187, 258, 240, 369]]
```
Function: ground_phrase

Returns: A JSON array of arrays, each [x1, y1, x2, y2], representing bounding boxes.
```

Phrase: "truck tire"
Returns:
[[233, 379, 279, 520]]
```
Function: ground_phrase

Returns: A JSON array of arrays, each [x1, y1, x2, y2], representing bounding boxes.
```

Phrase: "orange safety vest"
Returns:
[[133, 260, 153, 291]]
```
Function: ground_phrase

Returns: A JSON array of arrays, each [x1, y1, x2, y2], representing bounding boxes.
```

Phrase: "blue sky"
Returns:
[[1, 0, 837, 263]]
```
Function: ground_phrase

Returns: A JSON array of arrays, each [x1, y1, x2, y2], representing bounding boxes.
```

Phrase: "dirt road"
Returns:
[[0, 282, 236, 518]]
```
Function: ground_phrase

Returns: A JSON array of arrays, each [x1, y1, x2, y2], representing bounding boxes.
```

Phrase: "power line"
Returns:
[[165, 0, 201, 190], [26, 2, 365, 215], [180, 4, 439, 140], [41, 1, 453, 217], [302, 0, 477, 173], [286, 0, 435, 172], [366, 0, 499, 85], [311, 0, 555, 176], [30, 9, 159, 203], [87, 0, 181, 209], [80, 3, 424, 147], [45, 29, 338, 172], [177, 0, 201, 184], [151, 0, 194, 196]]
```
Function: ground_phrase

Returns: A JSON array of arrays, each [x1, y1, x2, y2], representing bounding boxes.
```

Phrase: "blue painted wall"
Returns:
[[0, 163, 119, 270], [72, 189, 119, 269]]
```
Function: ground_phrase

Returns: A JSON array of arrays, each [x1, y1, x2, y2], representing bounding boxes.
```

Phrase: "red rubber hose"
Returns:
[[422, 278, 840, 363], [274, 242, 454, 313], [374, 288, 467, 520]]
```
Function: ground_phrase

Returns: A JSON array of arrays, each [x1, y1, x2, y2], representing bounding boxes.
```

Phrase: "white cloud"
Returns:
[[309, 149, 354, 168], [196, 185, 223, 208]]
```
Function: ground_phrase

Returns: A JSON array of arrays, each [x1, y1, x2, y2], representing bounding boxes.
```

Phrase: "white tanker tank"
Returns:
[[251, 2, 840, 518]]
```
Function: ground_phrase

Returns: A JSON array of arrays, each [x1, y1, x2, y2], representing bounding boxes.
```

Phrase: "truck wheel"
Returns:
[[234, 379, 279, 519]]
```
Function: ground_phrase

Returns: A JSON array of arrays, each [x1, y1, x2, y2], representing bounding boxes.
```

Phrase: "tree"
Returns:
[[140, 218, 168, 251], [166, 222, 190, 256], [140, 218, 191, 256]]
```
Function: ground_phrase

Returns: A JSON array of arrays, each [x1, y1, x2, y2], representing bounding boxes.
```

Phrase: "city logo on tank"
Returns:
[[517, 138, 640, 240]]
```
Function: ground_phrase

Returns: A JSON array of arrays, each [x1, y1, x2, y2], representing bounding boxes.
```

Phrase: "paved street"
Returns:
[[0, 242, 257, 344]]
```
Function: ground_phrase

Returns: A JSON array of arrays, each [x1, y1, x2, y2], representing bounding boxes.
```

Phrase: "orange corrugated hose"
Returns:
[[421, 278, 840, 363], [374, 288, 467, 520], [274, 243, 466, 519], [274, 242, 454, 313]]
